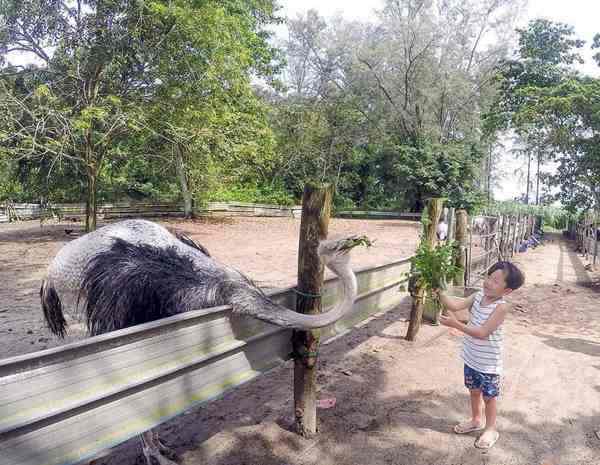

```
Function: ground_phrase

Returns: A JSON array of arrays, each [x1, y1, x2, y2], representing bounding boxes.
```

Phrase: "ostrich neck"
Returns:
[[328, 261, 358, 319], [250, 261, 357, 329], [179, 262, 358, 330]]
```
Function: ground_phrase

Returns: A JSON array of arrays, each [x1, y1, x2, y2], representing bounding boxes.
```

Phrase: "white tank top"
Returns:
[[462, 291, 505, 375]]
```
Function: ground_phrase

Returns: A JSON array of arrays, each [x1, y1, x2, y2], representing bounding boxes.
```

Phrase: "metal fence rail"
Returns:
[[0, 257, 412, 465]]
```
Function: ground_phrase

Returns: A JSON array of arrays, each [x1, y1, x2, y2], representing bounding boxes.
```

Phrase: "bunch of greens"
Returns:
[[407, 240, 463, 322], [409, 241, 462, 291]]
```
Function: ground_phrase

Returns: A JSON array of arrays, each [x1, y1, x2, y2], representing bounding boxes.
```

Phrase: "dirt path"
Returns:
[[90, 233, 599, 465]]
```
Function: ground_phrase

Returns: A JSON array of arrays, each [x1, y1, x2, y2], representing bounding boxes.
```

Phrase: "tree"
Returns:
[[526, 78, 600, 210], [274, 2, 523, 211], [0, 1, 282, 228], [139, 1, 283, 217], [1, 1, 160, 230], [488, 19, 587, 207]]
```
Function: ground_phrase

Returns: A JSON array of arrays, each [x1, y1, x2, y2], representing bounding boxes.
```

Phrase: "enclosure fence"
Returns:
[[465, 214, 536, 287], [576, 211, 599, 267], [0, 258, 411, 465]]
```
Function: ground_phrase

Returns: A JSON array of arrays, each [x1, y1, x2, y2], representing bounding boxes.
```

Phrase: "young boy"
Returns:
[[436, 261, 525, 449]]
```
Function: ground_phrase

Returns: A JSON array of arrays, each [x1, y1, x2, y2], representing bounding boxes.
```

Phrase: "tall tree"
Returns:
[[0, 0, 282, 228], [488, 18, 587, 206]]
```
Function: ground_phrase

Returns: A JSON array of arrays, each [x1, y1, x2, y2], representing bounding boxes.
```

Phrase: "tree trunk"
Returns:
[[526, 152, 531, 204], [406, 197, 444, 341], [487, 145, 492, 202], [86, 168, 97, 232], [84, 133, 98, 232], [175, 144, 193, 219], [293, 183, 332, 438], [454, 209, 468, 286], [536, 150, 541, 205]]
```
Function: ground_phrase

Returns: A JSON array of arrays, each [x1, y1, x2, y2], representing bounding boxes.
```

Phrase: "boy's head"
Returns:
[[483, 261, 525, 298]]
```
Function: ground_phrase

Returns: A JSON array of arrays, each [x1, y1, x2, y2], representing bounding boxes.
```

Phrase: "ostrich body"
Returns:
[[41, 219, 360, 465]]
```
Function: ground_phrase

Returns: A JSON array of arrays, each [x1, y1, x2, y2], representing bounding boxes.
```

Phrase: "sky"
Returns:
[[278, 0, 600, 202]]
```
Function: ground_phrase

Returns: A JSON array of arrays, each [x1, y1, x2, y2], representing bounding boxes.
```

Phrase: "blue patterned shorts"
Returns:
[[464, 364, 501, 398]]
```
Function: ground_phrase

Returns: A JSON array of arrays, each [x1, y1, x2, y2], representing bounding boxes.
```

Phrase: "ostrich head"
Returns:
[[244, 235, 373, 330], [318, 235, 373, 271]]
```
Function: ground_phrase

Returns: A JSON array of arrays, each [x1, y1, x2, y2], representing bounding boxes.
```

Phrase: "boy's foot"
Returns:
[[475, 429, 499, 449], [454, 420, 485, 434]]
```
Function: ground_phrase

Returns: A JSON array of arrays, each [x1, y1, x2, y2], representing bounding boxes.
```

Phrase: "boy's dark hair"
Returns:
[[487, 261, 525, 290]]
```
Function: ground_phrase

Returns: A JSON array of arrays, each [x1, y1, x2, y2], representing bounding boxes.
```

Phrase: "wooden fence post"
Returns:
[[454, 209, 468, 287], [486, 217, 499, 271], [293, 183, 332, 437], [500, 215, 508, 259], [512, 215, 519, 255], [406, 198, 444, 341]]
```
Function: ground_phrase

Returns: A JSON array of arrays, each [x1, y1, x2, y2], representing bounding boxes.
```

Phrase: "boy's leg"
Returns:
[[470, 389, 484, 424], [475, 374, 501, 448], [454, 389, 485, 433], [455, 365, 485, 433], [483, 396, 497, 431]]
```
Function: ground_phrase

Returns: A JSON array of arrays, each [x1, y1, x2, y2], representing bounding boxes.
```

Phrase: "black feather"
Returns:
[[79, 238, 258, 336], [41, 281, 67, 338]]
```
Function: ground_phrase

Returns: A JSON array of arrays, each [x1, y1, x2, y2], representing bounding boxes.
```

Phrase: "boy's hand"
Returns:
[[440, 311, 459, 329]]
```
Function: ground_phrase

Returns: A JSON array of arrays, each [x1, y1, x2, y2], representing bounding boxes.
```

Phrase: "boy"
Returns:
[[436, 261, 525, 449]]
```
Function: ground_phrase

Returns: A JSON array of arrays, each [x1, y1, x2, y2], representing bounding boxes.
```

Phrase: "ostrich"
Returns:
[[40, 219, 364, 465]]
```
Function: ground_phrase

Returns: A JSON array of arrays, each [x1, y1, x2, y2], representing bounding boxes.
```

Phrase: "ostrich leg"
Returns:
[[140, 430, 179, 465], [153, 431, 179, 461]]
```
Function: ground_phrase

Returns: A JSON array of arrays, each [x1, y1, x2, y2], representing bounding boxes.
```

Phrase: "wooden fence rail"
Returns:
[[0, 202, 426, 223]]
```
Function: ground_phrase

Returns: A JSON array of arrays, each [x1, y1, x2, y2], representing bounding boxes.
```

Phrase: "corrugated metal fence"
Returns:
[[0, 257, 412, 465]]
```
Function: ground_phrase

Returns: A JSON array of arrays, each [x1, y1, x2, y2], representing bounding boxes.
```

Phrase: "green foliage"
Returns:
[[0, 0, 283, 225], [482, 201, 575, 229], [0, 157, 24, 200], [202, 181, 294, 206], [486, 18, 600, 212], [336, 235, 374, 252], [5, 3, 578, 216], [409, 241, 462, 291], [517, 19, 586, 66]]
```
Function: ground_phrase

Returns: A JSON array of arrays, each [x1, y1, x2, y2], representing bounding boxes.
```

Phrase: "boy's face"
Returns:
[[483, 269, 513, 298]]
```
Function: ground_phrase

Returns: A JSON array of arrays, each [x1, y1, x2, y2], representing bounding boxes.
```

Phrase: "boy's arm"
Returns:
[[435, 290, 476, 312], [440, 303, 510, 339]]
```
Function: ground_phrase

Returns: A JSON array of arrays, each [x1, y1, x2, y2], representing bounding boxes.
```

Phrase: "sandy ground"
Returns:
[[0, 216, 420, 359], [1, 220, 598, 465], [94, 233, 598, 465]]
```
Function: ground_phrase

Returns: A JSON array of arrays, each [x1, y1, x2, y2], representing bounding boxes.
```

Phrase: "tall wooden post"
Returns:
[[487, 217, 499, 270], [503, 216, 509, 257], [511, 215, 519, 256], [454, 209, 468, 287], [293, 183, 332, 437], [497, 216, 504, 259], [406, 198, 444, 341]]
